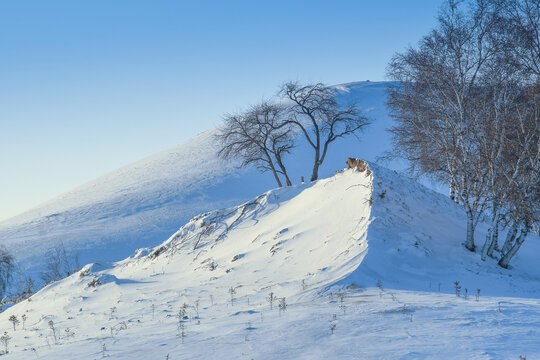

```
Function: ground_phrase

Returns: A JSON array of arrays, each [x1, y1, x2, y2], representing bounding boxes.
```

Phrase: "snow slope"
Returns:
[[0, 165, 538, 359], [0, 81, 397, 279]]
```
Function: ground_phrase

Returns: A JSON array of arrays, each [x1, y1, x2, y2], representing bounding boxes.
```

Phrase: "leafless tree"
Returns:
[[217, 102, 294, 187], [480, 0, 540, 266], [497, 85, 539, 268], [387, 0, 538, 267], [499, 0, 540, 80], [41, 242, 80, 284], [387, 0, 499, 252], [0, 247, 15, 300], [475, 57, 522, 260], [279, 82, 370, 181]]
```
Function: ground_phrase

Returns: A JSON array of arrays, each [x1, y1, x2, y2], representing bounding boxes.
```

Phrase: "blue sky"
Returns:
[[0, 0, 440, 221]]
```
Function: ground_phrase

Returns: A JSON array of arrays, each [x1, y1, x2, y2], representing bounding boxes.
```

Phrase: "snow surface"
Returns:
[[0, 166, 538, 359], [0, 81, 400, 279], [0, 80, 539, 359]]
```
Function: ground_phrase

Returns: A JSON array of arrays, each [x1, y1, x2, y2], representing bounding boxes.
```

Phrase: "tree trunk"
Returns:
[[465, 209, 476, 252], [282, 172, 292, 186], [500, 220, 519, 255], [269, 164, 283, 188], [310, 147, 321, 181], [275, 155, 292, 186], [487, 213, 501, 257], [498, 224, 529, 269], [481, 226, 493, 261], [482, 208, 499, 260]]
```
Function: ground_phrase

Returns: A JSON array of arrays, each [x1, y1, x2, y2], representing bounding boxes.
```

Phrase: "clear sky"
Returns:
[[0, 0, 441, 222]]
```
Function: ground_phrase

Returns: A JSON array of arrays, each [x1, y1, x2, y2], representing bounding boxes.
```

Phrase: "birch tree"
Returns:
[[497, 86, 539, 268], [387, 0, 498, 251]]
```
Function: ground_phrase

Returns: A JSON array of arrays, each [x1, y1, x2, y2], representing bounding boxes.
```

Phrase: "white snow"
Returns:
[[0, 81, 399, 280], [0, 81, 538, 359], [0, 165, 537, 359]]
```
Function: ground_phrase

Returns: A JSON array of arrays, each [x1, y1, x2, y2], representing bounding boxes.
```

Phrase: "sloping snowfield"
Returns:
[[0, 82, 395, 280], [0, 166, 538, 359]]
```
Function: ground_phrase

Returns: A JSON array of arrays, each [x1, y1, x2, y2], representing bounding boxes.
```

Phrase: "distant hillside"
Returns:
[[0, 81, 397, 278]]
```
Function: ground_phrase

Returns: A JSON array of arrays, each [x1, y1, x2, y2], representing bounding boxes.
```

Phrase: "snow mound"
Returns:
[[120, 167, 373, 300]]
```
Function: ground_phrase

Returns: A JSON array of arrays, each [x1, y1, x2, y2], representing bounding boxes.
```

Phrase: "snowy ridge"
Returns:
[[0, 81, 395, 278], [123, 168, 373, 301], [0, 164, 538, 359], [339, 164, 540, 299], [0, 168, 375, 359]]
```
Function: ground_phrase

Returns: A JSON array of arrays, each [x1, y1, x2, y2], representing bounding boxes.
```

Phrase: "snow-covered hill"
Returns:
[[0, 81, 398, 279], [0, 165, 538, 359], [1, 80, 539, 358]]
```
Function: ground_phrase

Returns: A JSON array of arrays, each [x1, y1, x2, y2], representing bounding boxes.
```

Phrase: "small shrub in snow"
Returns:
[[178, 323, 186, 343], [182, 302, 189, 317], [330, 323, 336, 334], [195, 299, 200, 318], [476, 289, 481, 301], [8, 315, 19, 331], [79, 268, 89, 277], [64, 327, 75, 338], [87, 278, 101, 288], [278, 297, 287, 314], [150, 246, 166, 259], [337, 292, 346, 303], [22, 314, 27, 330], [178, 304, 189, 322], [0, 331, 11, 354], [48, 320, 58, 344], [229, 287, 236, 305], [464, 288, 468, 299], [454, 281, 461, 297], [268, 292, 275, 310], [41, 242, 79, 285], [109, 306, 117, 320]]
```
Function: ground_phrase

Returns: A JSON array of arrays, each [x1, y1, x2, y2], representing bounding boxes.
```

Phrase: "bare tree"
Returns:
[[41, 242, 80, 285], [0, 247, 15, 300], [497, 85, 539, 268], [388, 0, 538, 266], [387, 0, 499, 252], [475, 62, 521, 260], [499, 0, 540, 79], [217, 102, 294, 187], [279, 82, 370, 181]]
